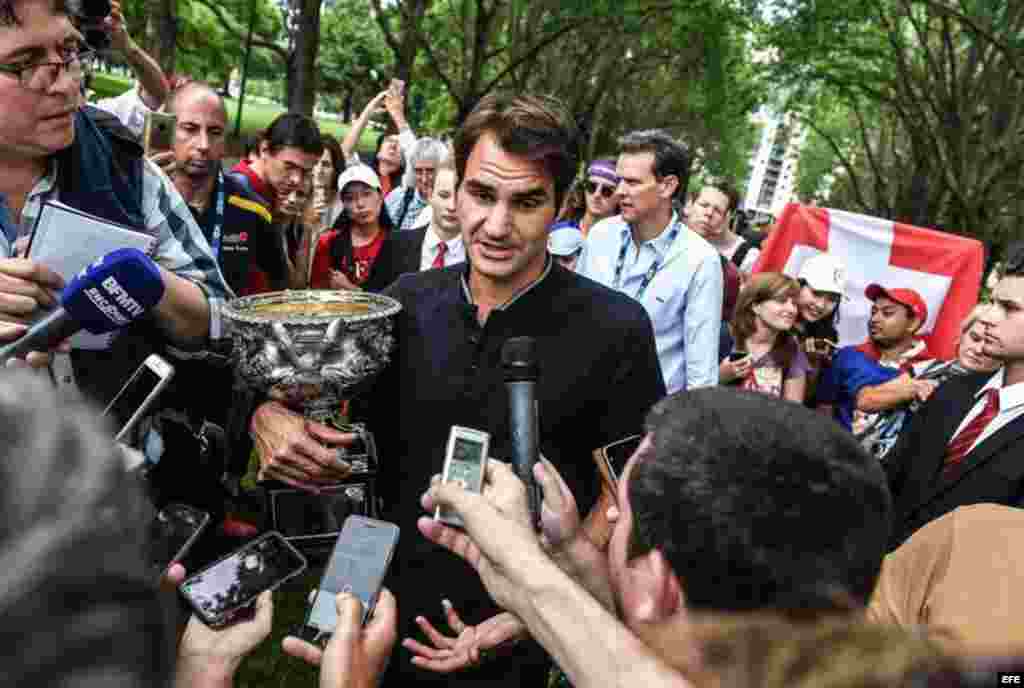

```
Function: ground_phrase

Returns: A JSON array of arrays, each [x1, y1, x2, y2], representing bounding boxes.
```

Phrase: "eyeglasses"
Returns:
[[0, 46, 94, 93], [585, 180, 616, 198]]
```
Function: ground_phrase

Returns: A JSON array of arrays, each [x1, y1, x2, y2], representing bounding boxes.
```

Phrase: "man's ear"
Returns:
[[631, 547, 684, 621], [908, 314, 923, 335], [659, 175, 679, 200]]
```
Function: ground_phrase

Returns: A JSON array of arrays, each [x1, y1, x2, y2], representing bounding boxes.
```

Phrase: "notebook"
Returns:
[[27, 200, 157, 350]]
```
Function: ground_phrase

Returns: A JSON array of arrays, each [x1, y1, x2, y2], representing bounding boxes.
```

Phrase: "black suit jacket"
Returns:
[[388, 227, 427, 277], [885, 371, 1024, 550]]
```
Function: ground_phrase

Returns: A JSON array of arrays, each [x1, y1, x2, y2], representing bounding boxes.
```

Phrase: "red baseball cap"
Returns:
[[865, 284, 928, 323]]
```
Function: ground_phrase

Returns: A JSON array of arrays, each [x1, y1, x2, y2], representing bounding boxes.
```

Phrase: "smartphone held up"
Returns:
[[434, 426, 490, 528], [299, 516, 400, 644], [179, 531, 306, 628]]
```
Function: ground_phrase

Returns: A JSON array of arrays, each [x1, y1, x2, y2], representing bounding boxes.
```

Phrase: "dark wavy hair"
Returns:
[[454, 93, 580, 212], [628, 388, 891, 616]]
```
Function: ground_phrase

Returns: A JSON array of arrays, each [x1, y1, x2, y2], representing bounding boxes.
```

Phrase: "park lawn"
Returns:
[[89, 71, 373, 148]]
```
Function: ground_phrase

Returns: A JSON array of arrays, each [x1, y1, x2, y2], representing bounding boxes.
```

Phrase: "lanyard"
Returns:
[[612, 219, 681, 300], [209, 170, 226, 261]]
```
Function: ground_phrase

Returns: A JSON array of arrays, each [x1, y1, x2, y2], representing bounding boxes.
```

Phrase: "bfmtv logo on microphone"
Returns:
[[64, 248, 166, 334]]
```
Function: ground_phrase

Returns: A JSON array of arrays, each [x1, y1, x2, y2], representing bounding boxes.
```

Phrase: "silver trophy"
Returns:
[[222, 290, 402, 540]]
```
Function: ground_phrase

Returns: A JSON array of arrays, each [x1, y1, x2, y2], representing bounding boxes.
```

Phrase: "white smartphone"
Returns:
[[102, 353, 175, 442], [434, 425, 490, 528]]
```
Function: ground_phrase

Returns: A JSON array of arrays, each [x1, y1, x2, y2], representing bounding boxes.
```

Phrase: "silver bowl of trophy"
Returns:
[[223, 289, 401, 422], [223, 289, 401, 481]]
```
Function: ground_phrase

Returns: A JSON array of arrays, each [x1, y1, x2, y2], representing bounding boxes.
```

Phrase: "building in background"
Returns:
[[744, 109, 805, 224]]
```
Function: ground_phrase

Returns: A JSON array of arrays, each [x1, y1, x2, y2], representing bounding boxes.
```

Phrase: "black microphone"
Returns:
[[502, 336, 541, 527]]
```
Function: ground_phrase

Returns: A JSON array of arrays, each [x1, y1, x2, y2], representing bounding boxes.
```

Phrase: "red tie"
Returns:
[[943, 388, 1000, 474], [432, 241, 447, 269]]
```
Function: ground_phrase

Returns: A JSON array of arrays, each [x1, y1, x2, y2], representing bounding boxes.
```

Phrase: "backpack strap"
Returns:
[[393, 186, 416, 230]]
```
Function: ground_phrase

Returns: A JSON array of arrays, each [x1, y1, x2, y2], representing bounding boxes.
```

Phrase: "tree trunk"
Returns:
[[286, 0, 321, 115], [145, 0, 177, 76]]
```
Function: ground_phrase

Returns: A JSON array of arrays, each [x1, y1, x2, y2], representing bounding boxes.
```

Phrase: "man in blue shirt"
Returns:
[[818, 284, 937, 456], [577, 130, 722, 392]]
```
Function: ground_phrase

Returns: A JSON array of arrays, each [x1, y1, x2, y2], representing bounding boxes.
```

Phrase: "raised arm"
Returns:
[[341, 91, 389, 164], [106, 0, 168, 110]]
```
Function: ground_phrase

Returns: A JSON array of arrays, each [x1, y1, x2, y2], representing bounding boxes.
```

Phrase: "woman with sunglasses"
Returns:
[[555, 159, 621, 237], [720, 272, 810, 402]]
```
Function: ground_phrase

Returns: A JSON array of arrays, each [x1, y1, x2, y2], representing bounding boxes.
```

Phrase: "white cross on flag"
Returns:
[[752, 203, 985, 359]]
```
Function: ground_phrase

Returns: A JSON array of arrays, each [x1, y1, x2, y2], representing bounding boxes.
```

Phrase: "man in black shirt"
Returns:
[[147, 83, 287, 526], [259, 94, 665, 686]]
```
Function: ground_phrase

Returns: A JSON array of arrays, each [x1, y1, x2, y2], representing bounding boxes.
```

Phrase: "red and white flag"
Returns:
[[753, 203, 985, 359]]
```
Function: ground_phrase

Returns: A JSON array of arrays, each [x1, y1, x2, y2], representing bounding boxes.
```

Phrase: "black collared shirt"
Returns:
[[366, 260, 665, 686]]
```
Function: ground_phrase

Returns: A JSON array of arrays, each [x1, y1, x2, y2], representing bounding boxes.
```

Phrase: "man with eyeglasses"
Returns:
[[577, 130, 723, 393], [0, 0, 228, 404], [384, 136, 446, 231]]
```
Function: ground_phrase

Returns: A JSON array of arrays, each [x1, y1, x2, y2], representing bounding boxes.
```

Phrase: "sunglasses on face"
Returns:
[[585, 181, 616, 198]]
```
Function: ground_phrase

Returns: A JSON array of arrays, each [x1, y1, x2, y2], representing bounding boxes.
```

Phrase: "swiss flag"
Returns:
[[753, 203, 985, 359]]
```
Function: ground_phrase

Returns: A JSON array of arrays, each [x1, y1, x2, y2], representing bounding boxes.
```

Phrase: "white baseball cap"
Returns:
[[798, 254, 847, 295], [337, 164, 382, 193]]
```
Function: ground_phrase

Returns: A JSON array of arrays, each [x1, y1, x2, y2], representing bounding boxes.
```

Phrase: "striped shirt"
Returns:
[[1, 156, 231, 339]]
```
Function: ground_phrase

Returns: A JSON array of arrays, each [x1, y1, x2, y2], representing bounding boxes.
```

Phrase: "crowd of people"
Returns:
[[0, 0, 1023, 686]]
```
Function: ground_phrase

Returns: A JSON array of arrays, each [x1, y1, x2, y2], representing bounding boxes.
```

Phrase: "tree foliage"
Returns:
[[764, 0, 1024, 255]]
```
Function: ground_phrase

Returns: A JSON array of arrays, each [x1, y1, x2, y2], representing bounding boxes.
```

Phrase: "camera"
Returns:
[[71, 0, 112, 51]]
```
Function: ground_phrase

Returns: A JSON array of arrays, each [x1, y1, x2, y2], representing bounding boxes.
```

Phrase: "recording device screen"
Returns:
[[146, 503, 209, 572], [180, 533, 306, 624], [102, 364, 163, 432], [271, 484, 370, 540], [603, 434, 643, 484], [447, 436, 486, 486], [306, 517, 399, 634]]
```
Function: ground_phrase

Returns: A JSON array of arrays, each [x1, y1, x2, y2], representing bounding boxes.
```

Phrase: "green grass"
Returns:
[[88, 71, 374, 150]]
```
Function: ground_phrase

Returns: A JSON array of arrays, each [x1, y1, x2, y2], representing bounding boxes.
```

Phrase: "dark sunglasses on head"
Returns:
[[585, 181, 616, 198]]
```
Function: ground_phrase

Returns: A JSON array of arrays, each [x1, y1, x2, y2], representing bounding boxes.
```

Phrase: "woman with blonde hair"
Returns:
[[720, 272, 811, 402]]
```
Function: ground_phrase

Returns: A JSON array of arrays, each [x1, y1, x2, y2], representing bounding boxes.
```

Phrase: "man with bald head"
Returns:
[[160, 83, 286, 295], [146, 83, 287, 533]]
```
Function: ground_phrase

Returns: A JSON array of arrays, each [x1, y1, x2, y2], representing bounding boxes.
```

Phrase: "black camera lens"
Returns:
[[79, 0, 111, 18]]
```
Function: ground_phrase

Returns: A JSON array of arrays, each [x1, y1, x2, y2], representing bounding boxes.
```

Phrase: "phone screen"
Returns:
[[103, 363, 164, 433], [306, 517, 399, 633], [180, 533, 306, 624], [447, 436, 486, 487], [604, 434, 643, 484], [271, 484, 370, 540], [147, 503, 210, 572]]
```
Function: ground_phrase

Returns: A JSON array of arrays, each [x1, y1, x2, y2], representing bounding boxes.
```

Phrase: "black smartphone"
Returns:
[[270, 482, 372, 542], [727, 350, 750, 362], [595, 434, 644, 489], [146, 503, 210, 575], [300, 516, 400, 643], [179, 531, 307, 627]]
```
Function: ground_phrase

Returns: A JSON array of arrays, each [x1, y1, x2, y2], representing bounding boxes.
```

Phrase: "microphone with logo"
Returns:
[[502, 336, 542, 528], [0, 248, 166, 364]]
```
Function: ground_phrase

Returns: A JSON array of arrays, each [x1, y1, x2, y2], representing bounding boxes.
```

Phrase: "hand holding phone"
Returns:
[[143, 112, 177, 154], [179, 532, 306, 628], [805, 338, 837, 357], [435, 426, 490, 528], [300, 516, 400, 644]]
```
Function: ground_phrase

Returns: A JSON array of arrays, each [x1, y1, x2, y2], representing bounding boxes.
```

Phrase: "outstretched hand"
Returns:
[[402, 603, 526, 673]]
